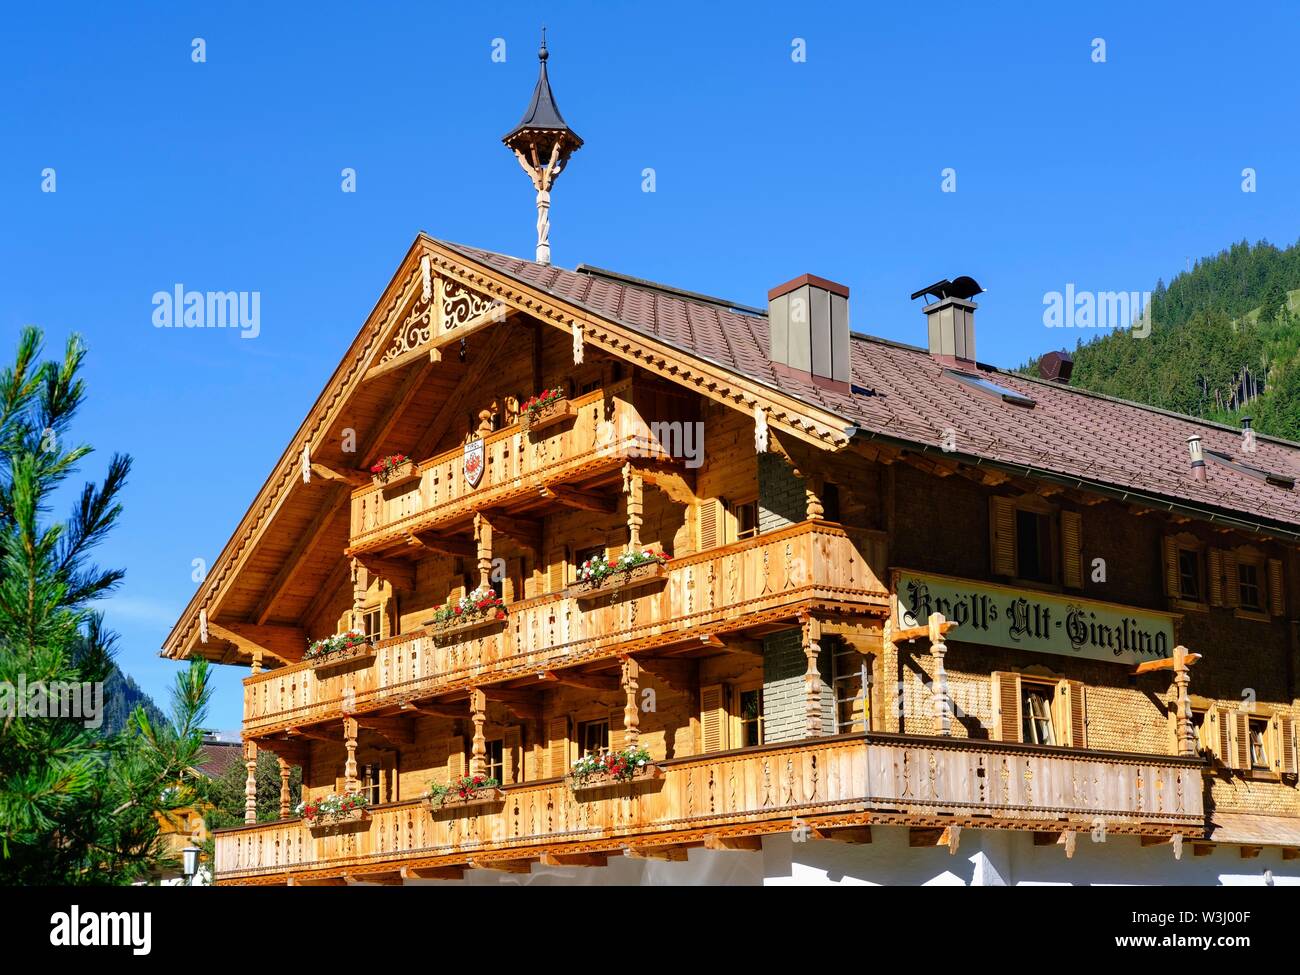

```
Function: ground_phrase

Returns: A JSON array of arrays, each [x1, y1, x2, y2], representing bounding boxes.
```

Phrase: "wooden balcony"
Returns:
[[243, 521, 888, 736], [349, 378, 688, 551], [212, 733, 1206, 884]]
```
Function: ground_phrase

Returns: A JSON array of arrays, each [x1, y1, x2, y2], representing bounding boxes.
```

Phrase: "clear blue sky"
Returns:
[[3, 2, 1298, 728]]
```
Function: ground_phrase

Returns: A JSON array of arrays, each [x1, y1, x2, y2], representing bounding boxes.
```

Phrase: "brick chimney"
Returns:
[[767, 274, 851, 386]]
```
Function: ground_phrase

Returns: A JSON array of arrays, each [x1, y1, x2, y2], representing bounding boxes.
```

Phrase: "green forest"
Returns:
[[1021, 238, 1300, 441]]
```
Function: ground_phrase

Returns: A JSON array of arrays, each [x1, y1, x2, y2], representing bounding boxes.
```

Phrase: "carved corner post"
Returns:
[[620, 655, 640, 748], [804, 473, 825, 521], [474, 513, 493, 592], [623, 463, 643, 551], [279, 757, 292, 819], [800, 611, 824, 737], [250, 649, 263, 677], [343, 717, 359, 792], [469, 688, 487, 778], [243, 741, 258, 824], [350, 557, 365, 632], [1172, 645, 1199, 757], [928, 613, 951, 736]]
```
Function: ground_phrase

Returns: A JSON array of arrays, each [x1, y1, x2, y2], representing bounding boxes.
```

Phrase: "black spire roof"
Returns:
[[502, 32, 583, 148]]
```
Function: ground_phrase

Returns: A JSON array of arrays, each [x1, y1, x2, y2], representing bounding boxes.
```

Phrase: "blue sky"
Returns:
[[3, 2, 1299, 728]]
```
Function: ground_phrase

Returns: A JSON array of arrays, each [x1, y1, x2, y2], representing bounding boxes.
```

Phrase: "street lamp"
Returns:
[[182, 845, 201, 886]]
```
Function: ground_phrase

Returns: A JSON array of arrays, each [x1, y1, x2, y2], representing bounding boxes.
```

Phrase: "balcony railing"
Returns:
[[212, 733, 1205, 884], [244, 521, 888, 736], [349, 378, 689, 550]]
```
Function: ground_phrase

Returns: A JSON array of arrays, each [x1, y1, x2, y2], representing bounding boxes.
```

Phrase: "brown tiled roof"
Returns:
[[198, 741, 243, 780], [440, 240, 1300, 535]]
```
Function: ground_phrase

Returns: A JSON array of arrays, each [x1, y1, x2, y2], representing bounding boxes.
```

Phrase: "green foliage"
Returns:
[[1021, 238, 1300, 442], [0, 325, 209, 884]]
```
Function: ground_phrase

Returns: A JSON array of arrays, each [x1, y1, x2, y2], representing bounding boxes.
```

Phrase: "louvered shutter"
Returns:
[[546, 716, 570, 777], [700, 684, 727, 753], [1208, 549, 1225, 607], [502, 726, 522, 784], [991, 672, 1022, 743], [446, 736, 465, 781], [1061, 510, 1083, 589], [1268, 558, 1285, 617], [990, 498, 1016, 577], [1162, 537, 1181, 598], [1231, 710, 1251, 770], [698, 498, 723, 551], [1054, 680, 1087, 749], [609, 709, 625, 753], [547, 547, 566, 593], [1223, 553, 1240, 608], [1202, 707, 1222, 760], [1269, 714, 1296, 775]]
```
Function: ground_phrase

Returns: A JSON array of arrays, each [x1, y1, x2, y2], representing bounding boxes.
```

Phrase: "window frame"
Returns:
[[990, 494, 1062, 590], [1020, 678, 1058, 746], [576, 717, 611, 759]]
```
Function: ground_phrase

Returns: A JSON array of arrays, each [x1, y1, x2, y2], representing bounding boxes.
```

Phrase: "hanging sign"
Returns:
[[463, 438, 486, 488]]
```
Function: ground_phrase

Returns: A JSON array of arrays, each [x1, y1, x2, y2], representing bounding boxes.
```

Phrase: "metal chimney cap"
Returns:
[[910, 276, 984, 303]]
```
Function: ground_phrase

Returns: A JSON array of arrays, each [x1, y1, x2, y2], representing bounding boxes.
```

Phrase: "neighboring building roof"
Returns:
[[198, 741, 243, 780], [440, 239, 1300, 535]]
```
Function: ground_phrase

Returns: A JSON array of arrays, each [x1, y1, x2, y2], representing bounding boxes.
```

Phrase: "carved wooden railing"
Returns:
[[212, 734, 1205, 883], [349, 378, 691, 550], [243, 522, 889, 736]]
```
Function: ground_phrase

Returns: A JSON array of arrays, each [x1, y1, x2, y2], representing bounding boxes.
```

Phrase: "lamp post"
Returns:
[[182, 845, 201, 887]]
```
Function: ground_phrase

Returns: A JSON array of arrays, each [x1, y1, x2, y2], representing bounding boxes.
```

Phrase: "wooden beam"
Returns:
[[410, 327, 514, 461], [427, 304, 516, 354], [303, 559, 350, 636], [404, 530, 475, 561], [352, 555, 416, 592], [817, 826, 871, 845], [537, 483, 618, 514], [345, 870, 402, 885], [637, 658, 696, 694], [288, 876, 346, 886], [207, 622, 304, 665], [624, 843, 692, 861], [481, 688, 543, 721], [482, 511, 543, 553], [251, 738, 310, 765], [355, 715, 416, 746], [253, 485, 346, 625], [1240, 845, 1263, 859], [363, 338, 442, 383], [535, 669, 621, 692], [360, 351, 442, 469], [1192, 843, 1215, 858], [539, 852, 608, 868], [909, 828, 946, 848], [1283, 847, 1299, 861], [703, 834, 762, 852], [286, 725, 340, 743], [400, 865, 465, 881], [399, 700, 466, 719], [1033, 831, 1062, 846], [310, 463, 368, 487], [468, 857, 535, 874]]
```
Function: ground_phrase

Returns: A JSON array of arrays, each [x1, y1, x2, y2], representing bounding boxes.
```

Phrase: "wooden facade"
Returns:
[[164, 237, 1300, 884]]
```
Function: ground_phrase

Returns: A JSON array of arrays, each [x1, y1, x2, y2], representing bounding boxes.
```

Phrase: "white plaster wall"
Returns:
[[393, 827, 1300, 886]]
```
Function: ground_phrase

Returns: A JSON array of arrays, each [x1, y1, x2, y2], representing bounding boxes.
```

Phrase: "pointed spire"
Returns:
[[503, 30, 583, 266], [503, 29, 583, 147]]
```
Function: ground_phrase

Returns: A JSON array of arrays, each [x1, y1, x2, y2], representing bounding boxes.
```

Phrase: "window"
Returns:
[[732, 500, 759, 541], [484, 739, 504, 782], [1178, 549, 1202, 602], [577, 718, 609, 758], [737, 687, 764, 747], [360, 763, 382, 805], [1015, 509, 1053, 584], [361, 606, 381, 640], [1249, 718, 1270, 770], [831, 641, 869, 733], [821, 482, 840, 523], [1021, 682, 1056, 745], [1239, 560, 1263, 611]]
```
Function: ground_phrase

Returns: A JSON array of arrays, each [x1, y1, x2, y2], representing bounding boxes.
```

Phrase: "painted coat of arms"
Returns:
[[463, 438, 485, 488]]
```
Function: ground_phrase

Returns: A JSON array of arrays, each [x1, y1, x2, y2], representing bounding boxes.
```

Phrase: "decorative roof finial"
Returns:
[[503, 30, 582, 265]]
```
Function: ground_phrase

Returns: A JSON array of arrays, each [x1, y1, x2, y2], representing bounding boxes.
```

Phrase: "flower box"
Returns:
[[571, 561, 667, 601], [422, 788, 505, 814], [427, 614, 507, 641], [569, 764, 663, 795], [304, 807, 371, 836], [308, 641, 375, 672], [425, 586, 507, 641], [521, 396, 572, 436], [371, 457, 419, 489]]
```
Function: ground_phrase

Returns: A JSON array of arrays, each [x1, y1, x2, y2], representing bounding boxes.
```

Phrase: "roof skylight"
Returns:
[[943, 370, 1035, 407]]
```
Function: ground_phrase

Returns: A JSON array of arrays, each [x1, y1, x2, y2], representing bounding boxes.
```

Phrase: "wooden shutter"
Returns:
[[698, 498, 723, 552], [1054, 680, 1087, 749], [991, 672, 1022, 743], [1162, 536, 1180, 598], [1207, 548, 1225, 607], [502, 726, 522, 784], [546, 716, 570, 777], [1268, 558, 1286, 617], [1060, 510, 1083, 589], [547, 547, 566, 594], [609, 709, 625, 753], [1223, 553, 1240, 608], [1227, 709, 1251, 770], [1200, 707, 1222, 760], [1270, 713, 1297, 775], [700, 684, 728, 753], [446, 736, 465, 781], [989, 498, 1016, 577]]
